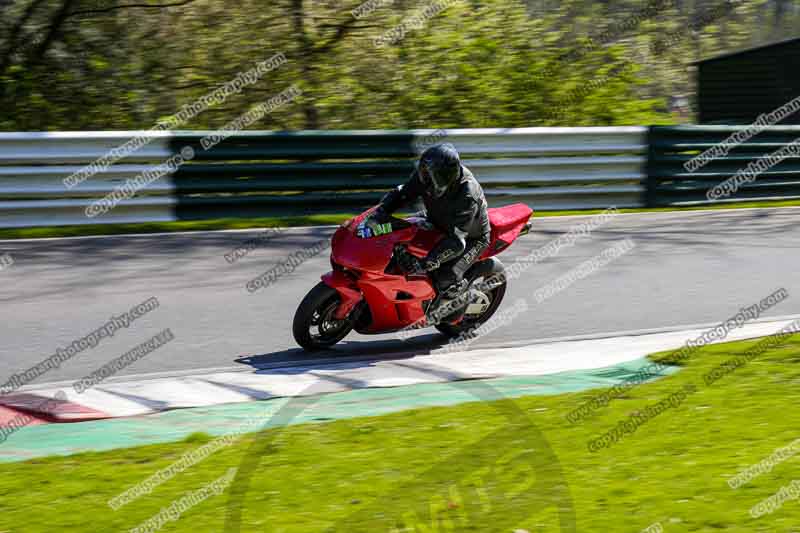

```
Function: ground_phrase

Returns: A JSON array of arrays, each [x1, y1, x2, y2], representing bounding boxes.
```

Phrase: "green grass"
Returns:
[[0, 214, 350, 240], [2, 335, 800, 532], [1, 199, 800, 240], [531, 198, 800, 217]]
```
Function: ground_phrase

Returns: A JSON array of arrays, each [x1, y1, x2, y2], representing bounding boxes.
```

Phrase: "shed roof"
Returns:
[[692, 37, 800, 66]]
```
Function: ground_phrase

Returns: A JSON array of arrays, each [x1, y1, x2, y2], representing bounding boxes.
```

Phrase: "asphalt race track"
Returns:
[[1, 207, 798, 387]]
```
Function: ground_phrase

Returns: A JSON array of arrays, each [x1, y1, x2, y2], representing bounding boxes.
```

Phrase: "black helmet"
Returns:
[[418, 143, 461, 198]]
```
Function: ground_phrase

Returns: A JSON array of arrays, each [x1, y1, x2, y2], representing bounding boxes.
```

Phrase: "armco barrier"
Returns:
[[646, 125, 800, 206], [0, 128, 647, 227], [7, 125, 800, 228]]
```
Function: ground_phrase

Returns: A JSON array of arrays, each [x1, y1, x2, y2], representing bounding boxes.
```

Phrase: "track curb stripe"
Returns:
[[0, 392, 110, 422], [5, 317, 795, 425]]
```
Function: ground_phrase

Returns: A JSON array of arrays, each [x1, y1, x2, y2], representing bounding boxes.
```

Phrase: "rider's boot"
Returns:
[[425, 278, 470, 325]]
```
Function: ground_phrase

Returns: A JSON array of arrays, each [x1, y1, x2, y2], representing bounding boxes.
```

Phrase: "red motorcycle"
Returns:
[[292, 203, 533, 350]]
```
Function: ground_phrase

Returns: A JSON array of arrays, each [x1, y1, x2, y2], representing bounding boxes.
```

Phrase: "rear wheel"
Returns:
[[435, 260, 507, 339], [293, 282, 354, 351]]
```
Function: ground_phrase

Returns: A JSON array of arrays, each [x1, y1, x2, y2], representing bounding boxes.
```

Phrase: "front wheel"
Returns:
[[293, 282, 354, 351], [435, 259, 507, 339]]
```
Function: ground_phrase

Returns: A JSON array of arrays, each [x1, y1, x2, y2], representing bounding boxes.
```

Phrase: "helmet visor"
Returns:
[[418, 161, 432, 185], [419, 161, 449, 198], [430, 178, 449, 198]]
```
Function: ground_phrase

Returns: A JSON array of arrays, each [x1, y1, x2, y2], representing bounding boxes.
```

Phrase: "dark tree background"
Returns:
[[0, 0, 796, 130]]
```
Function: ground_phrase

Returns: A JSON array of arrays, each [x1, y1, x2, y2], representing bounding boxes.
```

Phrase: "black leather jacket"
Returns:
[[379, 164, 491, 268]]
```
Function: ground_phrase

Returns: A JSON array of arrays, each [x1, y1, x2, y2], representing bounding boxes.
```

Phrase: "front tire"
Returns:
[[293, 282, 354, 351]]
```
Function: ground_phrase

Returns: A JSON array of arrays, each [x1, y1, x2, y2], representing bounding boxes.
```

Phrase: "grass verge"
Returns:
[[1, 334, 800, 532], [1, 198, 800, 240]]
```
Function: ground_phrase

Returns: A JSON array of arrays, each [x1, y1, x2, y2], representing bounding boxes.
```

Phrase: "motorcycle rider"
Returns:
[[367, 143, 491, 319]]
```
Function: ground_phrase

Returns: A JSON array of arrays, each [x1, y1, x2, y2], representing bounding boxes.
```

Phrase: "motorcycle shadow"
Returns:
[[235, 333, 450, 371]]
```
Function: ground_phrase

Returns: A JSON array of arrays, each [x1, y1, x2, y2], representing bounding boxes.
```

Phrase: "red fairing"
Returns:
[[480, 203, 534, 259], [330, 209, 443, 273], [321, 270, 362, 320], [321, 203, 533, 334], [357, 273, 435, 332]]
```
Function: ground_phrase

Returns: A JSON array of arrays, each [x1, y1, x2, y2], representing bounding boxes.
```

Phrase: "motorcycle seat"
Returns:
[[488, 203, 533, 244]]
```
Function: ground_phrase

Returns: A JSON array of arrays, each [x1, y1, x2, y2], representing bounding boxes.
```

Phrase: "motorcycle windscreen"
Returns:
[[331, 222, 416, 274]]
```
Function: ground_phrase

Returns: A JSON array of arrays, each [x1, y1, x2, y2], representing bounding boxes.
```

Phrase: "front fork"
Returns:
[[321, 270, 364, 320]]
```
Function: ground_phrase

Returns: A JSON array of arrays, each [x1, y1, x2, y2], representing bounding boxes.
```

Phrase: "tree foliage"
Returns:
[[0, 0, 796, 130]]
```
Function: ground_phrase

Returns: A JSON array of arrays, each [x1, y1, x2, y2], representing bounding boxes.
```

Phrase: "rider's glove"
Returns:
[[411, 218, 435, 231], [372, 206, 391, 223]]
